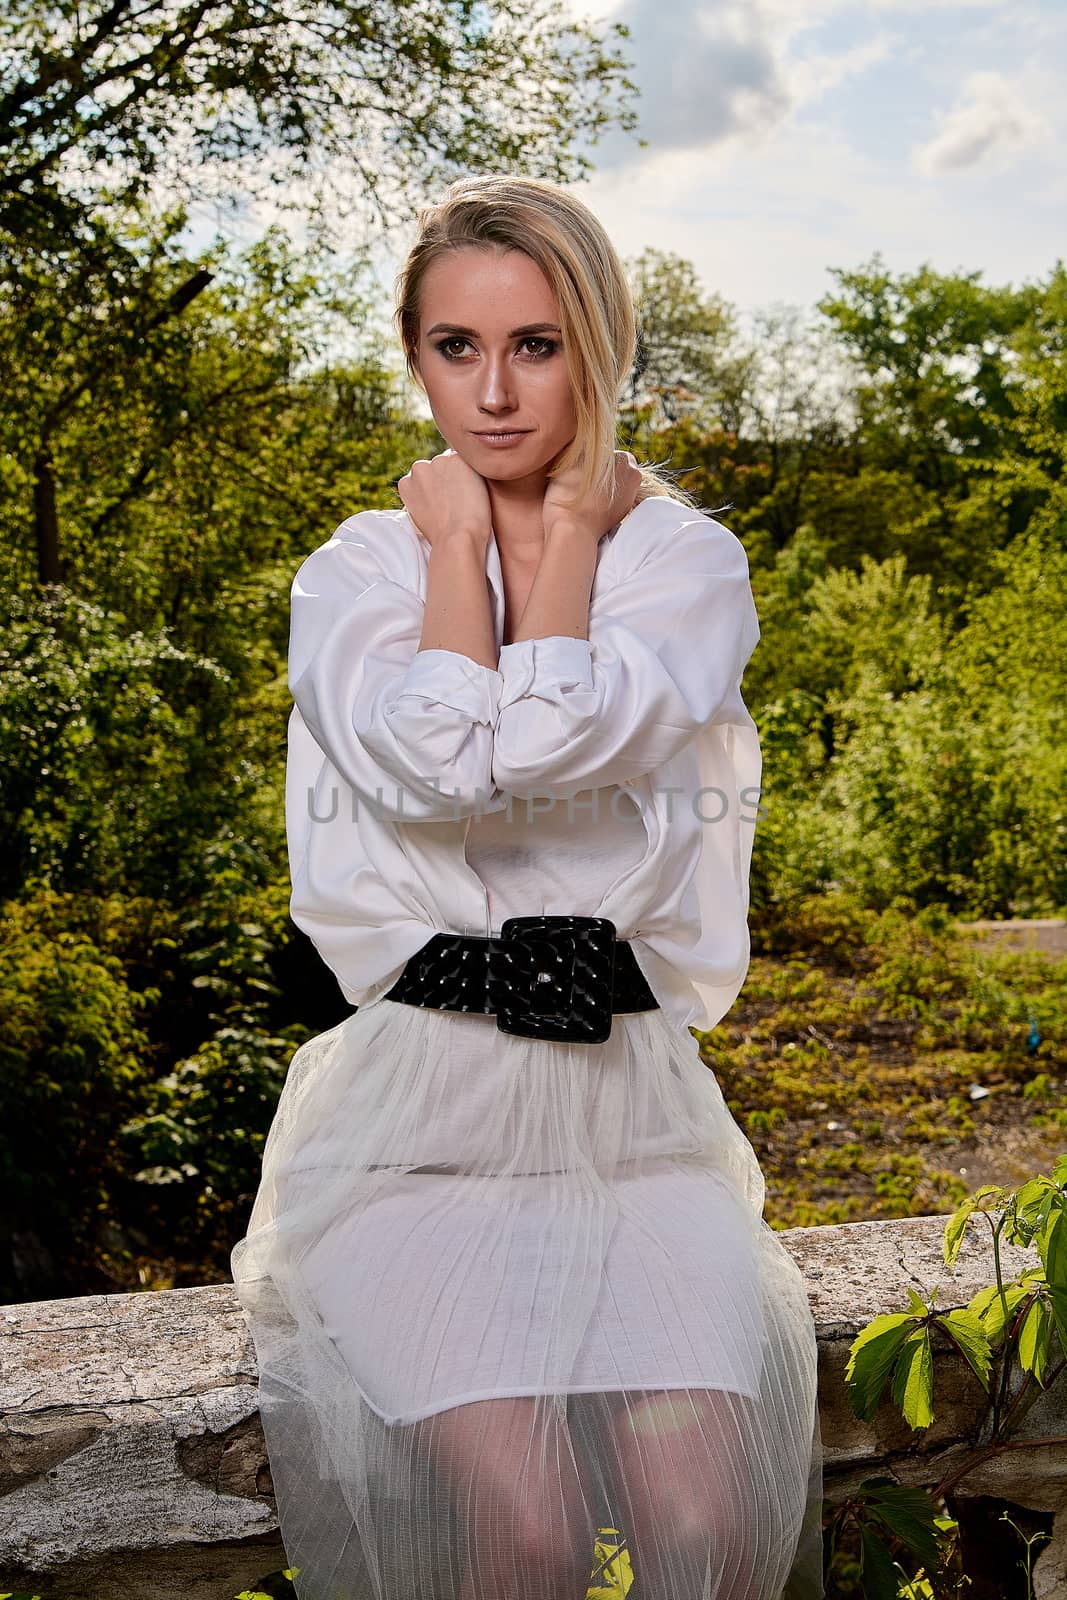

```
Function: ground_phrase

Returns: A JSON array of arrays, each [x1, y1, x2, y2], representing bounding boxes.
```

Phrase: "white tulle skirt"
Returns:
[[230, 994, 824, 1599]]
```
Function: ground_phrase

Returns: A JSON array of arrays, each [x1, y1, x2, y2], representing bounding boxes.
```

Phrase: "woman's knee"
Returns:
[[417, 1397, 596, 1589], [450, 1475, 594, 1596], [610, 1390, 754, 1552], [508, 1499, 596, 1588]]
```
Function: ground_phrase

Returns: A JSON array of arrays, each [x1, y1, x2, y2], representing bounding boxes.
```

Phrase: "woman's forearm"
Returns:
[[511, 522, 598, 645], [417, 528, 498, 671]]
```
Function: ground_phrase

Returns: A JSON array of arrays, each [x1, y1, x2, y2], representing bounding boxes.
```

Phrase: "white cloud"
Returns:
[[580, 114, 903, 309], [592, 0, 792, 161], [591, 0, 896, 168], [173, 0, 1066, 328], [913, 69, 1048, 173], [789, 33, 896, 102], [866, 0, 1003, 9]]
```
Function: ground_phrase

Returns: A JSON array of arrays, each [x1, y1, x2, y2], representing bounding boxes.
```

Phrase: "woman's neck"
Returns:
[[486, 480, 548, 566]]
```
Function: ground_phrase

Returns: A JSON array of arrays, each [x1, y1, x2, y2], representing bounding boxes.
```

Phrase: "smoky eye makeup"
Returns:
[[432, 336, 560, 360]]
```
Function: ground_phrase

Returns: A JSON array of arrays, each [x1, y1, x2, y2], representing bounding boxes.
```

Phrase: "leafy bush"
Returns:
[[0, 888, 157, 1301], [826, 1159, 1067, 1597]]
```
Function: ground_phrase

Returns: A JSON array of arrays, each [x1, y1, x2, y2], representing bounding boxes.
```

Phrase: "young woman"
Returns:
[[231, 173, 824, 1600]]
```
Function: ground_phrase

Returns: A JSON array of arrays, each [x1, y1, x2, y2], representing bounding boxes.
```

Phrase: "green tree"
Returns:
[[0, 214, 417, 598], [817, 256, 1046, 586], [965, 262, 1067, 546], [624, 248, 745, 426], [0, 0, 640, 237]]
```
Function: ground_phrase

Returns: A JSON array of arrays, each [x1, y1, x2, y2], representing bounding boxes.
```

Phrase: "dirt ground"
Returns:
[[704, 915, 1067, 1232]]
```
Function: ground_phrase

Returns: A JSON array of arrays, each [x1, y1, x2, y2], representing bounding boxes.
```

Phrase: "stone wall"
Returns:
[[1, 1213, 1063, 1598]]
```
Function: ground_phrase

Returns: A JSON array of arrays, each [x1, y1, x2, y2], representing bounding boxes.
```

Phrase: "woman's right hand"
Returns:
[[397, 450, 492, 550]]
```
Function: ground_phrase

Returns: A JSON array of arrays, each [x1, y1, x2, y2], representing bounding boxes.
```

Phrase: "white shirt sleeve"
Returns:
[[491, 502, 760, 799], [289, 516, 504, 821]]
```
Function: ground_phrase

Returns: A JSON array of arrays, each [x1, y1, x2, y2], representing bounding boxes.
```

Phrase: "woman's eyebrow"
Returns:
[[425, 322, 562, 337]]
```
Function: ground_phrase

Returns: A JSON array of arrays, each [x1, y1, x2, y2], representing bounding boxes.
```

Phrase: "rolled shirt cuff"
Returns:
[[497, 636, 594, 709], [402, 648, 504, 725]]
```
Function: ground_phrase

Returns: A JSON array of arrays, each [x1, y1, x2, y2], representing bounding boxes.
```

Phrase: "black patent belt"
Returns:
[[381, 915, 659, 1044]]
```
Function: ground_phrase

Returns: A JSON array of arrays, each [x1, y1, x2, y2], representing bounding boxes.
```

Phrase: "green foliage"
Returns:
[[816, 254, 1042, 587], [748, 525, 1067, 918], [851, 1158, 1067, 1433], [719, 889, 1067, 1233], [845, 1285, 993, 1433], [829, 1159, 1067, 1594], [0, 837, 312, 1298], [847, 1310, 929, 1422], [114, 835, 309, 1267], [0, 0, 638, 242], [942, 1161, 1067, 1394], [823, 1477, 954, 1599], [997, 1510, 1053, 1597], [0, 584, 251, 900], [0, 213, 415, 610], [227, 1562, 298, 1598], [0, 888, 156, 1297]]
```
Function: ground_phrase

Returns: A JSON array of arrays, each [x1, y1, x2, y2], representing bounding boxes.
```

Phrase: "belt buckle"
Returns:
[[491, 915, 617, 1044]]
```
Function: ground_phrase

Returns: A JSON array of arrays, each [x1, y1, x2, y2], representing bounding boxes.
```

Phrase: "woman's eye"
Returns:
[[434, 337, 558, 360]]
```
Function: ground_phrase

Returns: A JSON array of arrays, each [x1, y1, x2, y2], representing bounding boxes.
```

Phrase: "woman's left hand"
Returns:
[[542, 450, 642, 545]]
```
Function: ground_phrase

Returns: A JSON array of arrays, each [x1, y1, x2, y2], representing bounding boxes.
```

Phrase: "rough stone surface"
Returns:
[[1, 1214, 1063, 1597], [956, 916, 1067, 957]]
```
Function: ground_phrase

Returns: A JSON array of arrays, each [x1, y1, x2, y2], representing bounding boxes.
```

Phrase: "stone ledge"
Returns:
[[1, 1213, 1062, 1599]]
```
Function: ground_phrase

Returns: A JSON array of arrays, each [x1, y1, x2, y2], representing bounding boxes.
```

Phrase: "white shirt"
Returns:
[[285, 494, 763, 1037], [463, 771, 650, 931]]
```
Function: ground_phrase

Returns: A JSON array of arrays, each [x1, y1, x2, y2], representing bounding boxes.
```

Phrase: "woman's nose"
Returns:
[[477, 355, 517, 407]]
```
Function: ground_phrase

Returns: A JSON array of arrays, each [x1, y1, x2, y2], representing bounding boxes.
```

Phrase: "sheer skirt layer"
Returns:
[[230, 999, 824, 1599]]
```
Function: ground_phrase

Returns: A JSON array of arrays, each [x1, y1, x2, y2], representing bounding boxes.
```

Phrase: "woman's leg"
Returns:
[[572, 1387, 767, 1600], [412, 1395, 600, 1600]]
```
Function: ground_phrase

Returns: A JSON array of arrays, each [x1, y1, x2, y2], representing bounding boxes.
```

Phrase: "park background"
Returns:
[[1, 0, 1065, 1331]]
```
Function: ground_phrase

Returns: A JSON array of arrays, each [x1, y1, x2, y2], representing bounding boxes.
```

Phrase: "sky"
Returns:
[[559, 0, 1065, 315], [179, 0, 1065, 329]]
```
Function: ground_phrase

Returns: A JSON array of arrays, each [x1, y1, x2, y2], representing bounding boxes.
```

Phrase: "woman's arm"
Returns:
[[508, 522, 598, 646], [402, 447, 498, 671], [289, 513, 503, 822], [418, 525, 498, 670], [491, 499, 760, 799]]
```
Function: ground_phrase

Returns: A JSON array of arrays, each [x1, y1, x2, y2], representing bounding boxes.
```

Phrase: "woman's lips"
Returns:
[[472, 430, 532, 447]]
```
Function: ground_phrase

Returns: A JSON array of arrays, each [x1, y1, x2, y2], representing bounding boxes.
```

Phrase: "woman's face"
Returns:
[[414, 245, 578, 489]]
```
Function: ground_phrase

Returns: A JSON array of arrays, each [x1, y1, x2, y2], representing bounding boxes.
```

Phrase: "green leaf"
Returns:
[[967, 1279, 1033, 1344], [1017, 1296, 1050, 1387], [935, 1307, 992, 1391], [846, 1313, 920, 1421], [858, 1523, 904, 1599], [890, 1329, 934, 1431], [943, 1196, 977, 1266], [944, 1186, 1011, 1263], [863, 1480, 945, 1571], [1005, 1178, 1056, 1246], [1013, 1178, 1051, 1214], [1042, 1213, 1067, 1360], [1043, 1209, 1067, 1287], [905, 1286, 931, 1316]]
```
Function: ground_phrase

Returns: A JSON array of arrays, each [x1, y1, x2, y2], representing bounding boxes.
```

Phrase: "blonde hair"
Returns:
[[393, 174, 699, 515]]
